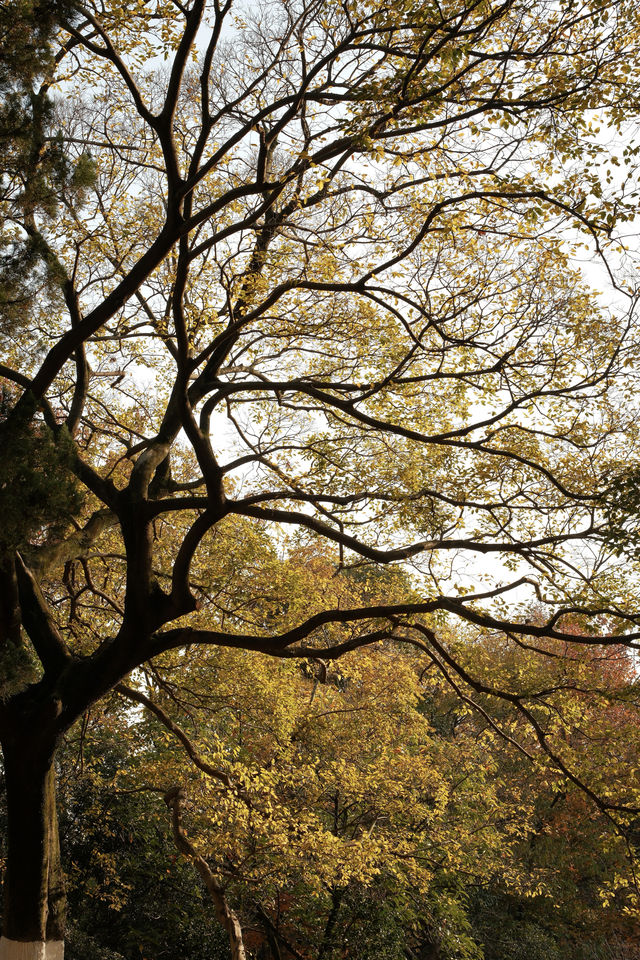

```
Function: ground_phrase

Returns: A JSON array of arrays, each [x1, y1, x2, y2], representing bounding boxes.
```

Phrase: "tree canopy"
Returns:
[[2, 0, 640, 955]]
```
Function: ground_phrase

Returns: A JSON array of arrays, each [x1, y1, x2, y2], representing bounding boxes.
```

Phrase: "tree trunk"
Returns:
[[0, 734, 65, 960], [165, 787, 247, 960]]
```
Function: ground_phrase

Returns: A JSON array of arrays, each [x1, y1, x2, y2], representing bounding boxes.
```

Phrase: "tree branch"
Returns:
[[15, 553, 72, 676]]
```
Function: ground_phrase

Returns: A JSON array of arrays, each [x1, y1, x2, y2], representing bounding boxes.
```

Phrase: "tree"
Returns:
[[120, 623, 516, 960], [0, 0, 92, 335], [57, 714, 229, 960], [1, 0, 640, 955], [53, 597, 640, 960]]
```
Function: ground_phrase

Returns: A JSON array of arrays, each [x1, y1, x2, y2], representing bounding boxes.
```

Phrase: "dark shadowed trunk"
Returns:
[[1, 726, 65, 959]]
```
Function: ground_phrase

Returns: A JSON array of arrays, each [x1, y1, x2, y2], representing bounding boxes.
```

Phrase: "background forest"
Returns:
[[4, 0, 640, 958], [48, 635, 640, 960]]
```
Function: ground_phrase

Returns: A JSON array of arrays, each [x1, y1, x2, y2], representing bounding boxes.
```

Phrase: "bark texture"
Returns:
[[1, 734, 65, 946]]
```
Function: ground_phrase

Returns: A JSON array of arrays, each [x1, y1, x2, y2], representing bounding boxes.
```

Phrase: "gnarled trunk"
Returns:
[[0, 735, 65, 960]]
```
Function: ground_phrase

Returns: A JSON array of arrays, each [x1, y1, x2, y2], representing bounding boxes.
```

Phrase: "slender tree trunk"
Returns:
[[0, 733, 65, 960], [165, 787, 246, 960], [316, 886, 343, 960]]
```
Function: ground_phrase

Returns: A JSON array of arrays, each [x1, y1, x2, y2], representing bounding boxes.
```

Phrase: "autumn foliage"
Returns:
[[2, 0, 640, 956]]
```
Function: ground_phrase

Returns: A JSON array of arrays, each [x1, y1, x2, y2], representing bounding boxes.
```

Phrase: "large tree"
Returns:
[[2, 0, 640, 956]]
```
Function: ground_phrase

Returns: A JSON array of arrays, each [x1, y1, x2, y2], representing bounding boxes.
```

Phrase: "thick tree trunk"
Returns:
[[0, 735, 65, 960]]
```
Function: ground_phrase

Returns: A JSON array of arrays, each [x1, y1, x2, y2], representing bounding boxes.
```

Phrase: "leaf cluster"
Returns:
[[0, 389, 81, 552]]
